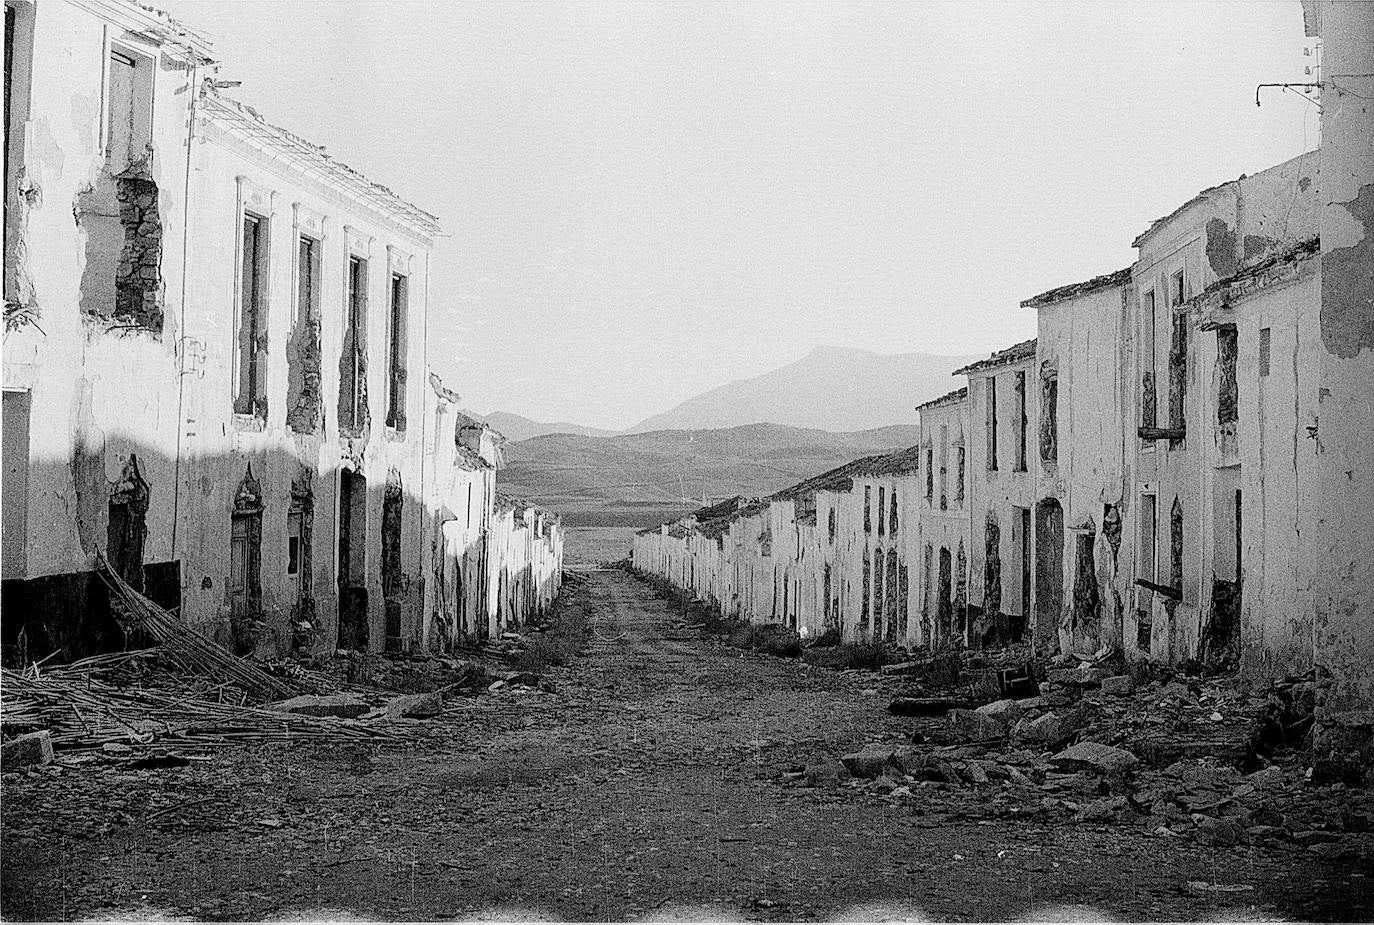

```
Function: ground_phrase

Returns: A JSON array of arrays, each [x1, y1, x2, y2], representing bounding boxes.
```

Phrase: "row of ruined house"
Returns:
[[1, 0, 562, 662], [635, 0, 1374, 760]]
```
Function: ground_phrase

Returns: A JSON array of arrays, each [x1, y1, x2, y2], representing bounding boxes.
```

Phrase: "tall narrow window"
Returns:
[[386, 273, 409, 431], [1141, 289, 1157, 431], [1217, 326, 1238, 425], [340, 256, 367, 432], [987, 378, 999, 471], [1014, 370, 1028, 471], [234, 214, 268, 418], [1258, 327, 1271, 377], [1170, 496, 1184, 594], [1140, 493, 1157, 586], [925, 446, 933, 502], [1040, 367, 1058, 463], [287, 234, 322, 434], [297, 236, 318, 327], [889, 490, 898, 534], [105, 48, 150, 173], [861, 550, 871, 631], [939, 424, 948, 511], [863, 485, 872, 533], [828, 507, 837, 544], [955, 445, 965, 505], [1168, 307, 1188, 448], [877, 486, 886, 537]]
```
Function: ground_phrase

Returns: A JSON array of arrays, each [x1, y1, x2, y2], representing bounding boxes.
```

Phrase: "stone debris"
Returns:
[[1, 731, 54, 770], [1050, 741, 1139, 776], [384, 692, 445, 719]]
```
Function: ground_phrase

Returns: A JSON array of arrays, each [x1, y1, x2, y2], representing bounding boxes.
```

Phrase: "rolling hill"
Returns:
[[499, 421, 923, 523], [461, 410, 615, 442]]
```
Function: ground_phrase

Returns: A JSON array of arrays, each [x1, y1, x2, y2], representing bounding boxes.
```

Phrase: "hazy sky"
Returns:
[[160, 0, 1316, 430]]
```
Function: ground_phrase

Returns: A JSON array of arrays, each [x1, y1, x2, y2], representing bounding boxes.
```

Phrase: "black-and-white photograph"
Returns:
[[2, 0, 1373, 921]]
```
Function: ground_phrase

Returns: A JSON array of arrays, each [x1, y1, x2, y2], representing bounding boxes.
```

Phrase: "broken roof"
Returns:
[[953, 341, 1036, 376], [201, 90, 444, 239], [1192, 236, 1320, 322], [1021, 267, 1133, 309], [915, 385, 970, 411]]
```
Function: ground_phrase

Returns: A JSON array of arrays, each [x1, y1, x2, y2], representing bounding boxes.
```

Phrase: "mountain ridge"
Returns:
[[626, 345, 982, 433]]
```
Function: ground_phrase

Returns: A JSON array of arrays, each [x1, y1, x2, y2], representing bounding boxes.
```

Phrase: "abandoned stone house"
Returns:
[[1022, 267, 1134, 662], [631, 0, 1373, 759], [912, 388, 969, 650], [1, 0, 562, 661], [955, 342, 1038, 652]]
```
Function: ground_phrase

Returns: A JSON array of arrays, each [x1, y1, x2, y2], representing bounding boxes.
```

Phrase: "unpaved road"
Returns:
[[3, 568, 1371, 921]]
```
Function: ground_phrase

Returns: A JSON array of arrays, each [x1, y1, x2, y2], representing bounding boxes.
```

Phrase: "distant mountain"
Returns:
[[463, 410, 614, 442], [628, 346, 981, 434], [499, 421, 923, 512]]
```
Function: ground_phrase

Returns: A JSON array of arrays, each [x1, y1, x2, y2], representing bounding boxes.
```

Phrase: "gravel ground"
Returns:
[[3, 568, 1371, 922]]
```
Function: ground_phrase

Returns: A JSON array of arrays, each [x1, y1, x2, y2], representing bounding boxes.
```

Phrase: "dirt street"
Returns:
[[3, 568, 1371, 921]]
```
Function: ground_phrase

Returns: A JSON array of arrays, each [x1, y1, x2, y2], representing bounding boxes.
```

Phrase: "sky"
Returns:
[[158, 0, 1318, 430]]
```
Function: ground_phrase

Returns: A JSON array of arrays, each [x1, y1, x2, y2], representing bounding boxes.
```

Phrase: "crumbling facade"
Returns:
[[1, 0, 561, 662], [1023, 269, 1134, 660]]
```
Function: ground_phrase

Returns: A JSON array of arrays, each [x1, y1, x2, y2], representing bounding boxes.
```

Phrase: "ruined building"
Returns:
[[634, 0, 1373, 761], [2, 0, 561, 660]]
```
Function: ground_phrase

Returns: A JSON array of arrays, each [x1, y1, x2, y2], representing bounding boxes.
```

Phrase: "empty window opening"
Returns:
[[1040, 364, 1058, 464], [925, 445, 933, 502], [987, 377, 999, 471], [386, 273, 409, 431], [877, 486, 886, 537], [954, 540, 967, 643], [1014, 370, 1028, 471], [1169, 495, 1184, 602], [1259, 327, 1271, 377], [339, 256, 369, 434], [287, 234, 323, 433], [1141, 289, 1157, 432], [889, 490, 898, 534], [955, 444, 965, 505], [861, 550, 871, 632], [827, 507, 836, 544], [1217, 326, 1238, 425], [107, 454, 149, 592], [234, 214, 268, 418], [863, 485, 872, 533], [873, 546, 885, 629], [337, 468, 368, 651], [897, 562, 909, 640], [938, 424, 948, 511], [1137, 493, 1156, 649], [1168, 276, 1189, 449], [104, 47, 152, 174]]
